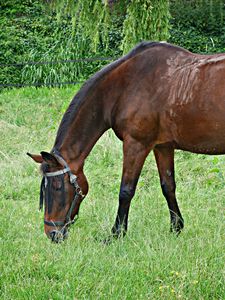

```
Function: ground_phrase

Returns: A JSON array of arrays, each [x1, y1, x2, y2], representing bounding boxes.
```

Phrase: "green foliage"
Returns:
[[170, 0, 224, 34], [1, 0, 225, 88], [21, 35, 113, 86], [0, 87, 224, 299], [48, 0, 112, 52], [0, 0, 44, 85], [169, 0, 225, 53], [121, 0, 170, 53], [48, 0, 171, 54], [0, 1, 116, 88]]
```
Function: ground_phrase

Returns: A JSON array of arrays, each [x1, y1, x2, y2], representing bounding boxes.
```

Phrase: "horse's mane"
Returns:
[[53, 41, 183, 149]]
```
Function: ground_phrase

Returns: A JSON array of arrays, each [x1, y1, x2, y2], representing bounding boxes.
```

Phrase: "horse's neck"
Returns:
[[55, 91, 110, 172]]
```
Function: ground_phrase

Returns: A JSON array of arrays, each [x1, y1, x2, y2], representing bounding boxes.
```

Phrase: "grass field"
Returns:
[[0, 87, 224, 299]]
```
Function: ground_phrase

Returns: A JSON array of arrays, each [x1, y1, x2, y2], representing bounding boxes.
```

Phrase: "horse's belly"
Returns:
[[170, 113, 225, 155], [177, 141, 225, 155]]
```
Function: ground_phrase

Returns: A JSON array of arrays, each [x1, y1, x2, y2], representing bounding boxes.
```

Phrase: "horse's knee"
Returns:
[[161, 181, 168, 198], [161, 179, 175, 198], [119, 185, 135, 204]]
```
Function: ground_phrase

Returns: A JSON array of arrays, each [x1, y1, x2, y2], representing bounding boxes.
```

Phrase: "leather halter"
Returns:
[[40, 154, 85, 228]]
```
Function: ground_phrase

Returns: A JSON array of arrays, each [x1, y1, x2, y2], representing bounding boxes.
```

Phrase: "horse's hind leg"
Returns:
[[112, 137, 150, 238], [154, 145, 184, 234]]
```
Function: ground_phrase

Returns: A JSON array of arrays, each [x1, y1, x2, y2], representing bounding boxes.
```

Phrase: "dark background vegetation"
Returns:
[[0, 0, 225, 87]]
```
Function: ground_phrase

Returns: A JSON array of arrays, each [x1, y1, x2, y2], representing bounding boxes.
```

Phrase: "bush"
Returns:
[[169, 0, 225, 53], [0, 1, 117, 88], [1, 0, 225, 89]]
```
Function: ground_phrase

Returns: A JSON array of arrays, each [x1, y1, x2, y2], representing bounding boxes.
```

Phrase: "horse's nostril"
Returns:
[[49, 230, 56, 241]]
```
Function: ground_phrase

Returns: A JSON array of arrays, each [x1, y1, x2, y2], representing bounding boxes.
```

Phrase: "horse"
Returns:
[[28, 41, 225, 242]]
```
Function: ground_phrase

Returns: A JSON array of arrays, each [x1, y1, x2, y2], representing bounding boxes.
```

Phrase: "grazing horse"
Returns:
[[28, 42, 225, 242]]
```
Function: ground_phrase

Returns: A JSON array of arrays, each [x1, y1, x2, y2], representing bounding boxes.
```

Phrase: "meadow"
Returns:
[[0, 87, 224, 299]]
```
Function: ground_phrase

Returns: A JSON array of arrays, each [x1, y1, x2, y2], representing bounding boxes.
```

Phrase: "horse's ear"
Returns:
[[40, 151, 59, 166], [27, 153, 43, 164]]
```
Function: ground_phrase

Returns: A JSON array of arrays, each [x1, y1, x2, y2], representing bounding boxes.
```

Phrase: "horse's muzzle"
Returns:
[[48, 229, 68, 243]]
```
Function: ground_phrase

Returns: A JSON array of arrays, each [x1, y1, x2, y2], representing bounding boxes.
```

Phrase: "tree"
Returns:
[[46, 0, 171, 53], [121, 0, 170, 52]]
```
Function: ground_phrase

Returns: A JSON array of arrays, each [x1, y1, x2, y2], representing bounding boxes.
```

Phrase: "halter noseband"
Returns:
[[40, 154, 85, 228]]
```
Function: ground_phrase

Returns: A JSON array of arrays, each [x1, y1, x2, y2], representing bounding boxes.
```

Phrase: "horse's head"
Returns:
[[27, 151, 87, 243]]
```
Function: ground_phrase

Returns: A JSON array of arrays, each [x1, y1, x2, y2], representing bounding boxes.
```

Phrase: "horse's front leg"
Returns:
[[112, 137, 150, 238]]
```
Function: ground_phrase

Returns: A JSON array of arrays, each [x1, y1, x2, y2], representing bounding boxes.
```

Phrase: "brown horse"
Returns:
[[28, 42, 225, 242]]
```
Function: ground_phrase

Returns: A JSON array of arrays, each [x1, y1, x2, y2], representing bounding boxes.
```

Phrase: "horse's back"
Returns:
[[110, 43, 225, 154]]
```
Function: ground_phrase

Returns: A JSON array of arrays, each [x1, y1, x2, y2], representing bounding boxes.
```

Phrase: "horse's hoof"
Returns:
[[102, 235, 114, 245], [111, 225, 127, 238], [101, 229, 126, 245], [170, 218, 184, 235]]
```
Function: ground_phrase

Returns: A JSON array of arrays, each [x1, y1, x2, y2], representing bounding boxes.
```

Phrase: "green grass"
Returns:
[[0, 87, 224, 300]]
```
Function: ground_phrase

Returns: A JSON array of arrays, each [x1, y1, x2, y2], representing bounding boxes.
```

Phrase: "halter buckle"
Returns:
[[69, 173, 77, 184]]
